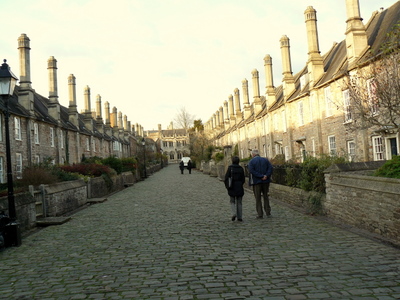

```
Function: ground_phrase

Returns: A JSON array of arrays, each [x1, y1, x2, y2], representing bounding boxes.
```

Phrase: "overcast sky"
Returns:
[[1, 0, 396, 131]]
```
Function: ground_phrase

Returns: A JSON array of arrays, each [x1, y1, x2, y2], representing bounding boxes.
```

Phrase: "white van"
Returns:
[[181, 157, 191, 168]]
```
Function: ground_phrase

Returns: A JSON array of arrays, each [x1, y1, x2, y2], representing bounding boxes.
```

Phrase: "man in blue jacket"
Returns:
[[247, 149, 273, 218]]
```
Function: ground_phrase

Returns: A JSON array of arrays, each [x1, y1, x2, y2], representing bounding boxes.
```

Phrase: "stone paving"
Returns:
[[0, 165, 399, 300]]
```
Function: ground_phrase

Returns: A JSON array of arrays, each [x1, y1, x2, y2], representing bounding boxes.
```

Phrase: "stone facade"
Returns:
[[147, 123, 190, 164], [205, 1, 400, 164], [0, 34, 147, 184]]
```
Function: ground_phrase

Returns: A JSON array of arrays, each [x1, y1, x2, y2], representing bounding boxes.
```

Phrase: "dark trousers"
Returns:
[[252, 183, 271, 217]]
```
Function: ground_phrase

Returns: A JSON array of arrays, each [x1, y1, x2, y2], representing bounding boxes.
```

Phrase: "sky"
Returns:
[[1, 0, 396, 131]]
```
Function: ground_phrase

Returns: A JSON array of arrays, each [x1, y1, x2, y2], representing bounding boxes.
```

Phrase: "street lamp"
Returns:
[[0, 59, 21, 247], [141, 137, 147, 178]]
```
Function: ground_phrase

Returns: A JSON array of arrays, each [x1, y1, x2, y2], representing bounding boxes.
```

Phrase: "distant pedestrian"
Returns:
[[179, 160, 184, 174], [224, 156, 245, 222], [187, 160, 192, 174], [247, 149, 273, 219]]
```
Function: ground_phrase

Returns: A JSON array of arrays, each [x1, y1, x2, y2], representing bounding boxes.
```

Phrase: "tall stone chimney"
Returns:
[[104, 101, 112, 136], [17, 33, 34, 115], [242, 79, 251, 119], [219, 106, 224, 129], [95, 94, 104, 133], [83, 85, 93, 131], [280, 35, 295, 100], [47, 56, 61, 122], [223, 100, 229, 128], [228, 94, 235, 126], [68, 74, 79, 127], [234, 88, 242, 122], [252, 69, 262, 115], [305, 6, 324, 87], [264, 54, 276, 110], [345, 0, 368, 67]]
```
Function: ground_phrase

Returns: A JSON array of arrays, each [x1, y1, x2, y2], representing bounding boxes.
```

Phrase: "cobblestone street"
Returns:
[[0, 165, 399, 299]]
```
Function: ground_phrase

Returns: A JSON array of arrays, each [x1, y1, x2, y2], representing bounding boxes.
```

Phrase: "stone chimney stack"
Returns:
[[264, 54, 276, 110], [111, 107, 119, 136], [234, 88, 242, 122], [83, 86, 93, 131], [223, 100, 229, 128], [68, 74, 79, 127], [251, 69, 262, 115], [118, 111, 123, 129], [345, 0, 368, 67], [111, 107, 118, 127], [280, 35, 295, 100], [242, 79, 251, 119], [47, 56, 61, 122], [17, 33, 34, 115], [95, 94, 104, 133], [219, 106, 224, 129], [228, 94, 235, 126], [305, 6, 324, 87], [123, 115, 128, 131], [103, 102, 111, 136]]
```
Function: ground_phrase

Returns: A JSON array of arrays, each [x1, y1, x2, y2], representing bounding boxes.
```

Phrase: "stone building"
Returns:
[[0, 34, 144, 183], [205, 0, 400, 163], [146, 122, 190, 164]]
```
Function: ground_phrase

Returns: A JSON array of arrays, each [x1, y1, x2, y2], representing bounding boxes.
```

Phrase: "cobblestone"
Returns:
[[0, 166, 399, 299]]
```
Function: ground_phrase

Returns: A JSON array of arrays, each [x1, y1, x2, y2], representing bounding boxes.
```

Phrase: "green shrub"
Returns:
[[120, 157, 137, 173], [101, 156, 123, 174], [215, 152, 224, 163], [298, 155, 346, 193], [60, 163, 115, 177], [374, 155, 400, 179]]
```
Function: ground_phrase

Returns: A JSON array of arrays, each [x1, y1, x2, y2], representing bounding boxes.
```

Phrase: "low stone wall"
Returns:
[[0, 193, 36, 232], [43, 180, 87, 217], [324, 171, 400, 245], [269, 183, 325, 213]]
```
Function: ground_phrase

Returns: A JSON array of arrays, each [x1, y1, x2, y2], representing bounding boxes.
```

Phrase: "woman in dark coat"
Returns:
[[224, 156, 245, 222]]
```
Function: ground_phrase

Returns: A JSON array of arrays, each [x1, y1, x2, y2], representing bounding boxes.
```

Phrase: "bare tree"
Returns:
[[174, 107, 195, 129], [344, 22, 400, 132]]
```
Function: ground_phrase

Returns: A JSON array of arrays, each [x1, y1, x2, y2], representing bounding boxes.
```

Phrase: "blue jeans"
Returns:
[[230, 196, 243, 220]]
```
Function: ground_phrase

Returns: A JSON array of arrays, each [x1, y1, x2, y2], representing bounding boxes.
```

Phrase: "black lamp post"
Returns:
[[141, 138, 147, 178], [0, 59, 21, 247]]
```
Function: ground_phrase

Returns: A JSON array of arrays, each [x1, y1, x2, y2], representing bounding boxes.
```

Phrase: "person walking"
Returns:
[[224, 156, 245, 222], [187, 160, 192, 174], [179, 160, 184, 174], [247, 149, 273, 219]]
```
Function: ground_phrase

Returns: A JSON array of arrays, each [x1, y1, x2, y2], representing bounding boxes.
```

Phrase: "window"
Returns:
[[177, 153, 182, 159], [34, 123, 39, 144], [176, 141, 181, 147], [309, 94, 314, 123], [367, 78, 378, 115], [163, 141, 168, 148], [298, 101, 304, 126], [324, 86, 332, 117], [113, 141, 119, 151], [311, 138, 316, 157], [347, 140, 356, 162], [16, 153, 22, 179], [169, 153, 174, 160], [182, 141, 186, 146], [60, 130, 64, 149], [273, 113, 279, 131], [284, 146, 289, 161], [34, 155, 40, 164], [372, 136, 384, 161], [92, 137, 96, 152], [343, 89, 352, 123], [169, 142, 173, 147], [15, 117, 21, 140], [328, 135, 336, 156], [86, 138, 90, 151], [0, 114, 3, 141], [50, 128, 55, 147], [0, 157, 3, 183], [282, 110, 287, 132]]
